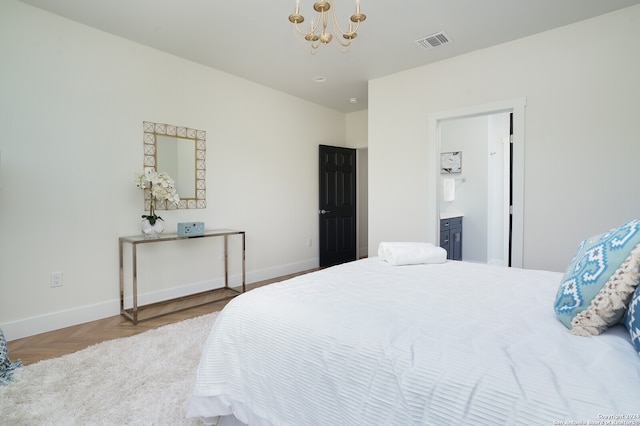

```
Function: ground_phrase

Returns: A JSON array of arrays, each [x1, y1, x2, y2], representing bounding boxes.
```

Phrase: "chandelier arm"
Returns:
[[328, 0, 361, 37], [331, 19, 361, 46], [334, 35, 352, 47], [292, 23, 309, 37], [330, 15, 358, 47], [292, 17, 322, 38], [311, 36, 321, 50], [337, 43, 352, 54], [311, 11, 322, 35]]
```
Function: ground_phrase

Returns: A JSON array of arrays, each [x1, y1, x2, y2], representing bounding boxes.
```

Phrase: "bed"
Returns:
[[188, 225, 640, 425]]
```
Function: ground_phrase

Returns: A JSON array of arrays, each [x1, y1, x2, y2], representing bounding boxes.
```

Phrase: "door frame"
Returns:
[[427, 97, 526, 268], [355, 147, 368, 259]]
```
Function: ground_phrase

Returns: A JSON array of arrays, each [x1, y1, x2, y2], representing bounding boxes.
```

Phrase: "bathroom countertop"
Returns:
[[439, 212, 464, 219]]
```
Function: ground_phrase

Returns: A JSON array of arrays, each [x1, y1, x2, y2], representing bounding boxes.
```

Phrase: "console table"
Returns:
[[119, 229, 245, 324]]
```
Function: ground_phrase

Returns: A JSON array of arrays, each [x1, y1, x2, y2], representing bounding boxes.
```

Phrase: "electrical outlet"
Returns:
[[51, 272, 63, 288], [307, 238, 312, 247]]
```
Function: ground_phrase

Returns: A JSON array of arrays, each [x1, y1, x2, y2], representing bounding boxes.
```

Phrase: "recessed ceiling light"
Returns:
[[313, 76, 327, 83], [349, 97, 358, 104]]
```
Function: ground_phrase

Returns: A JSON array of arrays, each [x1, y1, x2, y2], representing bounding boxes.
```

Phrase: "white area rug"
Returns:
[[0, 312, 218, 425]]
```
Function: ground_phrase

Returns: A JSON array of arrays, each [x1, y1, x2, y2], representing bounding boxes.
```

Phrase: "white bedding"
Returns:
[[188, 258, 640, 425]]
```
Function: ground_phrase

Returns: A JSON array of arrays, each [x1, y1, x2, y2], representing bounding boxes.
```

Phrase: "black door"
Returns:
[[319, 145, 357, 267]]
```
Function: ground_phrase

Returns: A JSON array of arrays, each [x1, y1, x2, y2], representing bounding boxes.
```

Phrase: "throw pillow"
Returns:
[[554, 219, 640, 336], [625, 285, 640, 354]]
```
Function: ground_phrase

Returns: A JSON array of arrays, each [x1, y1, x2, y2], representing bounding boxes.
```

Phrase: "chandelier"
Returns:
[[288, 0, 366, 51]]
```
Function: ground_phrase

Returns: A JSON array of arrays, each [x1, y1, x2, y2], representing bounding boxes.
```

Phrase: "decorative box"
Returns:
[[177, 222, 205, 237]]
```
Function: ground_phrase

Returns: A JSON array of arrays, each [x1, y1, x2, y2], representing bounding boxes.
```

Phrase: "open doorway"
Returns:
[[428, 98, 526, 268], [439, 113, 511, 265]]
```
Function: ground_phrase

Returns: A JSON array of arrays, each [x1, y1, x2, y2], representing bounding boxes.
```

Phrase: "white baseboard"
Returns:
[[246, 258, 319, 284], [1, 300, 120, 342], [1, 258, 319, 341]]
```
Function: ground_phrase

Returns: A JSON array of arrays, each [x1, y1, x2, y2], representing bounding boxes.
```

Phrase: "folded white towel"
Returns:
[[377, 242, 431, 260], [443, 178, 455, 202], [378, 242, 447, 266], [378, 241, 434, 257]]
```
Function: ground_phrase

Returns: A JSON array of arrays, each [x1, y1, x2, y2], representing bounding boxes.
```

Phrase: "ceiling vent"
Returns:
[[414, 31, 452, 50]]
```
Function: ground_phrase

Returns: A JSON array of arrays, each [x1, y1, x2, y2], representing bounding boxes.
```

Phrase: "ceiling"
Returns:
[[17, 0, 640, 113]]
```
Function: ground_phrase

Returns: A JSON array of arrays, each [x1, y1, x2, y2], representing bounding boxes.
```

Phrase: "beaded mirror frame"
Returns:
[[143, 121, 206, 210]]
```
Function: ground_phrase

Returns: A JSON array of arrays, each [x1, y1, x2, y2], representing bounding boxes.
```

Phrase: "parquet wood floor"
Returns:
[[7, 269, 317, 366]]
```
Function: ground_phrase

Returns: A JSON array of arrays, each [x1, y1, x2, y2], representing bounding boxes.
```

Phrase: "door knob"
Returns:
[[319, 209, 332, 214]]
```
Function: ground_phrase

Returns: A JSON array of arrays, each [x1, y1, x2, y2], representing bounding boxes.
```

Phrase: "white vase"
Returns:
[[141, 219, 164, 238]]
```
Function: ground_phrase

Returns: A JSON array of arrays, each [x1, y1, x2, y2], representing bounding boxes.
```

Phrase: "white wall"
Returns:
[[0, 0, 348, 339], [369, 5, 640, 272], [346, 110, 368, 149]]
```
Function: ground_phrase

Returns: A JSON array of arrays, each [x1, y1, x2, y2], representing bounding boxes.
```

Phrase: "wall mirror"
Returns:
[[143, 121, 206, 210]]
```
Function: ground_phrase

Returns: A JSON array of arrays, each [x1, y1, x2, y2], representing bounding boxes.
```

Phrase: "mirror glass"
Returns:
[[143, 121, 206, 210], [156, 135, 196, 198]]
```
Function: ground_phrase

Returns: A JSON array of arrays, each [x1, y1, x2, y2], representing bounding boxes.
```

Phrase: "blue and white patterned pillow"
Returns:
[[554, 219, 640, 336], [625, 285, 640, 354]]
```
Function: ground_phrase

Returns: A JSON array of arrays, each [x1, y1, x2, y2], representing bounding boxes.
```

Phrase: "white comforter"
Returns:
[[188, 258, 640, 425]]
